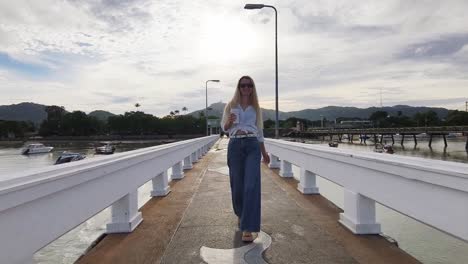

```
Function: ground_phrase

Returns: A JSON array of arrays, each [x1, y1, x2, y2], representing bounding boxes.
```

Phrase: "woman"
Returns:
[[221, 75, 270, 242]]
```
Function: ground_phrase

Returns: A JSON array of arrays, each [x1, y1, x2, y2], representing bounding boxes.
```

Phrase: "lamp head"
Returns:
[[210, 80, 220, 82], [244, 4, 265, 9]]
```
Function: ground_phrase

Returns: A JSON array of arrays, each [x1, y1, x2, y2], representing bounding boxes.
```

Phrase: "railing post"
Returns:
[[339, 189, 381, 234], [151, 171, 171, 197], [192, 151, 199, 163], [171, 161, 184, 179], [183, 155, 193, 170], [268, 154, 280, 169], [197, 148, 202, 159], [106, 191, 143, 233], [297, 168, 319, 194], [280, 160, 294, 177]]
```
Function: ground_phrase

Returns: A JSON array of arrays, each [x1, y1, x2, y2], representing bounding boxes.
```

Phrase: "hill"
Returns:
[[1, 102, 451, 124], [0, 102, 47, 124], [89, 110, 116, 122], [190, 103, 450, 121]]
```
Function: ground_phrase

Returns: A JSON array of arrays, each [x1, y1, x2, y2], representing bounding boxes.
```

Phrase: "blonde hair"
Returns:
[[223, 75, 263, 129]]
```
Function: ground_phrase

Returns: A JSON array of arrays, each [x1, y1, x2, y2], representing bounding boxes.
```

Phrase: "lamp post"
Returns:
[[244, 3, 279, 138], [320, 115, 324, 128], [205, 79, 220, 136]]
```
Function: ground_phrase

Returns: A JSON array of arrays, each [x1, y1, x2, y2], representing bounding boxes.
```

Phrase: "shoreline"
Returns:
[[0, 134, 207, 143]]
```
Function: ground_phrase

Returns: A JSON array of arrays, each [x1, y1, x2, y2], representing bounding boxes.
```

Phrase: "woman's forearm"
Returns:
[[260, 142, 267, 155], [224, 121, 232, 131]]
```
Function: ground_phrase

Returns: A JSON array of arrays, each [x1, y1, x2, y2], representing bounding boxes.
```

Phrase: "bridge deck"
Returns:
[[76, 138, 419, 264]]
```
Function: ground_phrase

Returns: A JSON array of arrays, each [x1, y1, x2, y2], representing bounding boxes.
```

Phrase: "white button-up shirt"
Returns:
[[222, 104, 264, 142]]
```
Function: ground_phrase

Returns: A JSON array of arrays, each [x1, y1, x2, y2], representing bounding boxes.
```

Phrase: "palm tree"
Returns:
[[170, 111, 175, 117], [182, 106, 188, 114], [135, 103, 140, 112], [174, 110, 180, 115]]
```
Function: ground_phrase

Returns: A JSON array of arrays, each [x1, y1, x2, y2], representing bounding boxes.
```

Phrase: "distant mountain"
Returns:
[[189, 101, 227, 118], [286, 105, 449, 121], [89, 110, 116, 122], [0, 102, 47, 124], [190, 102, 450, 121], [0, 103, 118, 124], [1, 102, 451, 124]]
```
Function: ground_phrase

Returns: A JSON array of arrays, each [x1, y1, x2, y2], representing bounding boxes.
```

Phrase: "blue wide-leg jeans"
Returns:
[[227, 137, 261, 232]]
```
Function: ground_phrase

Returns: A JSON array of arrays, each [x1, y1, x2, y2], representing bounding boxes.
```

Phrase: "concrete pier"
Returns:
[[76, 138, 419, 264]]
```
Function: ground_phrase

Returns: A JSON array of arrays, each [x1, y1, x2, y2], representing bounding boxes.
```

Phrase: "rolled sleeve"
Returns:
[[257, 128, 264, 142]]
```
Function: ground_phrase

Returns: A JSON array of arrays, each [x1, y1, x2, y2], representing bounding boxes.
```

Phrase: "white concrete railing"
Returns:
[[0, 135, 218, 264], [265, 138, 468, 242]]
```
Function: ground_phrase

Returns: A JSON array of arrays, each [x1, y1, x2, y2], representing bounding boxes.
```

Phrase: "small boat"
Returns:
[[21, 143, 54, 155], [328, 142, 339, 147], [374, 143, 384, 153], [383, 144, 394, 154], [55, 152, 86, 165], [95, 142, 115, 154]]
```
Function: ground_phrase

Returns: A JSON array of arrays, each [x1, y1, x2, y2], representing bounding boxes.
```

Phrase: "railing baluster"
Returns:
[[268, 154, 280, 169], [171, 161, 184, 179], [279, 160, 294, 177], [339, 189, 381, 234], [298, 168, 319, 194], [183, 155, 193, 170], [151, 171, 171, 197], [106, 191, 143, 233], [192, 151, 199, 163]]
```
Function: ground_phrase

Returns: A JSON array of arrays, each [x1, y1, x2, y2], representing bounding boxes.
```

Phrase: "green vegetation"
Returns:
[[36, 105, 205, 137], [274, 110, 468, 129], [368, 110, 467, 128], [0, 120, 35, 139], [2, 104, 467, 139]]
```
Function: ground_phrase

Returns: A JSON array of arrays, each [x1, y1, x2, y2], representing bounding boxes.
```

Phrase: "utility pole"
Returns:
[[380, 88, 383, 108]]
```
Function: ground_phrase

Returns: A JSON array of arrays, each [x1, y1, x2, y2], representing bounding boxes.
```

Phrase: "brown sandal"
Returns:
[[242, 231, 258, 242]]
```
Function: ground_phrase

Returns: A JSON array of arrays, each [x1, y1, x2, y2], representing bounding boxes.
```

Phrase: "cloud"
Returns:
[[75, 42, 93, 47], [398, 34, 468, 60], [0, 52, 51, 77], [1, 0, 468, 116]]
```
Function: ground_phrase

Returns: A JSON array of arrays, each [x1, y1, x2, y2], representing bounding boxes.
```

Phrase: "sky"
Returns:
[[0, 0, 467, 117]]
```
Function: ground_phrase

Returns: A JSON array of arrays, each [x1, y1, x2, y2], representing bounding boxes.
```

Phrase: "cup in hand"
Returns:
[[230, 109, 240, 124]]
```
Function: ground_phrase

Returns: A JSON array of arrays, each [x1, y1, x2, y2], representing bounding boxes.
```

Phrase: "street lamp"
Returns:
[[206, 79, 220, 136], [320, 115, 324, 128], [244, 3, 279, 138]]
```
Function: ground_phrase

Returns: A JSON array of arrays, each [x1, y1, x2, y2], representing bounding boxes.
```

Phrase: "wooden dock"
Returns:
[[287, 126, 468, 148]]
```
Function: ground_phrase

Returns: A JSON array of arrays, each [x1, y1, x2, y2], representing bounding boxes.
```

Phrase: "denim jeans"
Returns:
[[227, 137, 261, 232]]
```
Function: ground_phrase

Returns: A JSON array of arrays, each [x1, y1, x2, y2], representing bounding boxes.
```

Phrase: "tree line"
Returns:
[[36, 105, 206, 137], [2, 106, 468, 139], [263, 109, 468, 130]]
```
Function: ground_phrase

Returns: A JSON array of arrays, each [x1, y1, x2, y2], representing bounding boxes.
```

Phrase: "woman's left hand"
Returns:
[[262, 152, 270, 164]]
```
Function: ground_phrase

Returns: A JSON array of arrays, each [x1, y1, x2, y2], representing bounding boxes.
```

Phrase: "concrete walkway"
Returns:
[[77, 138, 420, 264]]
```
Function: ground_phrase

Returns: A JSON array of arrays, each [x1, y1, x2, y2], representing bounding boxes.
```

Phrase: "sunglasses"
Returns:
[[240, 83, 254, 88]]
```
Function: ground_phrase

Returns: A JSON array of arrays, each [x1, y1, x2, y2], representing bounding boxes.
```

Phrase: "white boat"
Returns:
[[95, 142, 115, 155], [21, 143, 54, 155]]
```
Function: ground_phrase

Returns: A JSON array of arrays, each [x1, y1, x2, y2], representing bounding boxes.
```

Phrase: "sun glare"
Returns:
[[199, 15, 259, 63]]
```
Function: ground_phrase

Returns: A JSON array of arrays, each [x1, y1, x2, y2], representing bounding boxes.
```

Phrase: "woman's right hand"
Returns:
[[224, 113, 237, 130], [228, 113, 237, 124]]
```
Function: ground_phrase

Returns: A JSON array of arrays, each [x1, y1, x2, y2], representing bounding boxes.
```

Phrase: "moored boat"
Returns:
[[21, 143, 54, 155], [54, 152, 86, 165], [95, 142, 115, 154], [383, 144, 394, 154]]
